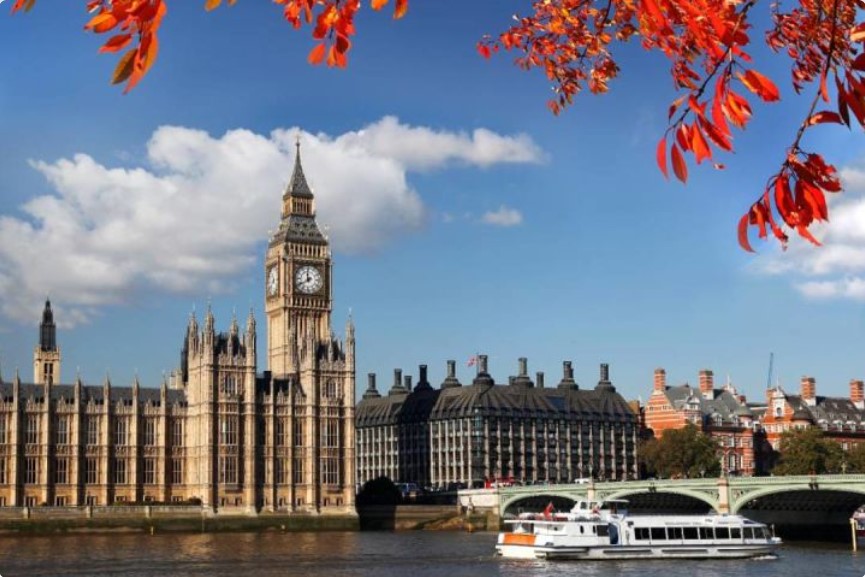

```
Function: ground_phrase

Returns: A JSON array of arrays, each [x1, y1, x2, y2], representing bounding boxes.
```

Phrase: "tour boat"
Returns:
[[496, 499, 781, 560]]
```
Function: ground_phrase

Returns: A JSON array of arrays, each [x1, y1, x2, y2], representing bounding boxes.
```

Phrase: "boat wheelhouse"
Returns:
[[496, 499, 781, 560]]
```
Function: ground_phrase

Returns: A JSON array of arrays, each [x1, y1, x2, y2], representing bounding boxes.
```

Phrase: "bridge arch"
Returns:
[[731, 485, 865, 514], [501, 493, 579, 517], [601, 488, 720, 513]]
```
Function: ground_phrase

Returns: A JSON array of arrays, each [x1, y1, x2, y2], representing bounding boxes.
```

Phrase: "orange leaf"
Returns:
[[737, 213, 755, 252], [99, 33, 133, 54], [737, 69, 780, 102], [205, 0, 221, 11], [690, 125, 711, 164], [671, 143, 688, 183], [807, 111, 843, 125], [394, 0, 408, 19], [819, 71, 829, 103], [656, 136, 668, 179], [308, 43, 326, 65], [796, 224, 822, 246], [111, 49, 137, 85], [85, 12, 118, 33], [371, 0, 389, 9]]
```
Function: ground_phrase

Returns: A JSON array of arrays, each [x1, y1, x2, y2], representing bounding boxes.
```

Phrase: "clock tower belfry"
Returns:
[[265, 141, 333, 376]]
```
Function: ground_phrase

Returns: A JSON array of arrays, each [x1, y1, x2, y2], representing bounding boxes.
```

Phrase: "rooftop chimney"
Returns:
[[512, 357, 533, 388], [596, 362, 616, 392], [441, 360, 462, 389], [557, 361, 578, 389], [850, 379, 864, 409], [363, 373, 381, 399], [389, 368, 408, 396], [404, 375, 413, 391], [699, 369, 714, 399], [471, 354, 494, 389], [800, 376, 816, 405], [416, 364, 432, 391], [536, 371, 545, 388], [654, 368, 666, 392]]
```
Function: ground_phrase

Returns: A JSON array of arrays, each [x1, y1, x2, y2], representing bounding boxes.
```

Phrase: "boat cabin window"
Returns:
[[760, 527, 771, 539], [699, 527, 714, 540], [730, 527, 741, 539], [650, 527, 666, 541], [596, 524, 609, 537], [743, 527, 755, 539], [579, 525, 585, 534], [634, 527, 649, 540], [715, 527, 730, 539], [668, 527, 683, 540], [683, 527, 698, 540]]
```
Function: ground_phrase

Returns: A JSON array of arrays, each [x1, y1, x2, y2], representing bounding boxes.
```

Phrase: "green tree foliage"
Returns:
[[641, 424, 722, 479], [844, 442, 865, 474], [771, 427, 845, 475]]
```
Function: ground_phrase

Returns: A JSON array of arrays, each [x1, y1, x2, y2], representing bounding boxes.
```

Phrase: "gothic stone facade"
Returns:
[[0, 147, 356, 513], [356, 356, 639, 490]]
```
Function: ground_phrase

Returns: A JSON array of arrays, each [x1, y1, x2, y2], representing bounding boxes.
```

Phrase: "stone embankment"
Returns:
[[0, 506, 358, 534]]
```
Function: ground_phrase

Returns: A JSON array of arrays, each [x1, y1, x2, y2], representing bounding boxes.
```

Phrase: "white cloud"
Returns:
[[0, 117, 542, 326], [756, 159, 865, 301], [481, 205, 524, 227], [796, 278, 865, 300]]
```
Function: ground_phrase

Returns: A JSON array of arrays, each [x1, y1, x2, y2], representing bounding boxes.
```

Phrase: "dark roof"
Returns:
[[0, 381, 186, 406], [357, 374, 636, 427], [662, 384, 751, 425], [269, 214, 327, 246], [785, 393, 865, 425]]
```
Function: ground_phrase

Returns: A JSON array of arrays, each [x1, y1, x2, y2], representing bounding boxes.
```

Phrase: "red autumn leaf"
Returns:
[[394, 0, 408, 19], [99, 33, 133, 54], [807, 111, 843, 125], [307, 43, 326, 65], [737, 70, 780, 102], [656, 136, 668, 179], [738, 213, 755, 252], [671, 143, 688, 183]]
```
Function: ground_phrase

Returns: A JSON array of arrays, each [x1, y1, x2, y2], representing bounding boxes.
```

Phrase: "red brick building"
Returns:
[[643, 368, 768, 476], [762, 377, 865, 459]]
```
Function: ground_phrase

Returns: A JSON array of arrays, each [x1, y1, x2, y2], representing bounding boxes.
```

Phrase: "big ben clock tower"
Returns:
[[265, 141, 333, 375], [261, 140, 356, 513]]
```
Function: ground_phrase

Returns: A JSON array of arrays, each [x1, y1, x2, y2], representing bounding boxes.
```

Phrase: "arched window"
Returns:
[[325, 380, 337, 398]]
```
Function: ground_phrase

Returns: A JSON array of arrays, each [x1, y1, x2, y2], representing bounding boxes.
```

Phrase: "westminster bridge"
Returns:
[[458, 475, 865, 534]]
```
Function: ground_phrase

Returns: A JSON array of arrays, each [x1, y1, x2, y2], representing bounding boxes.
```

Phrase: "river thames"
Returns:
[[0, 531, 861, 577]]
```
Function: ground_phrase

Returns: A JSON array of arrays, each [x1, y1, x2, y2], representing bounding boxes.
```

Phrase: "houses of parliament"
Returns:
[[0, 145, 357, 513]]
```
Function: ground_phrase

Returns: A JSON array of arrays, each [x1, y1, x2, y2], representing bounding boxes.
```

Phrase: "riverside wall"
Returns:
[[0, 506, 359, 534], [0, 504, 498, 534]]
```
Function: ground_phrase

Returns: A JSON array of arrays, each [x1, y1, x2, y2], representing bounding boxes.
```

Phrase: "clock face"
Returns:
[[267, 266, 279, 297], [295, 265, 323, 294]]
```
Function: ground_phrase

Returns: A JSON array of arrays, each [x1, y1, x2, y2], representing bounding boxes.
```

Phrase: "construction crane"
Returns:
[[766, 352, 774, 390]]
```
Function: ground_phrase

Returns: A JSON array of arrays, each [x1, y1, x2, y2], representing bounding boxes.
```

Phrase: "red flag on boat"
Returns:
[[543, 501, 554, 519]]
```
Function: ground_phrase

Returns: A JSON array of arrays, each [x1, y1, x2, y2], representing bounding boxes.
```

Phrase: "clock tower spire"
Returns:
[[265, 141, 332, 376]]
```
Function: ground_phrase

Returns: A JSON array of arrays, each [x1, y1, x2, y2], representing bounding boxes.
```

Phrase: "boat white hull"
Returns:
[[496, 542, 780, 560]]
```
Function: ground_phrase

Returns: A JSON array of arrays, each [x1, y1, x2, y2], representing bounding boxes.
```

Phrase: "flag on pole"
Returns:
[[467, 355, 477, 367]]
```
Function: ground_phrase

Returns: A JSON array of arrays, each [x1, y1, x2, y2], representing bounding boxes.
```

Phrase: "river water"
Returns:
[[0, 531, 861, 577]]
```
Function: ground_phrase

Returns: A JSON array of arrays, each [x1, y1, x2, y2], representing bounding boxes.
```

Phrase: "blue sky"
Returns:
[[0, 0, 863, 403]]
